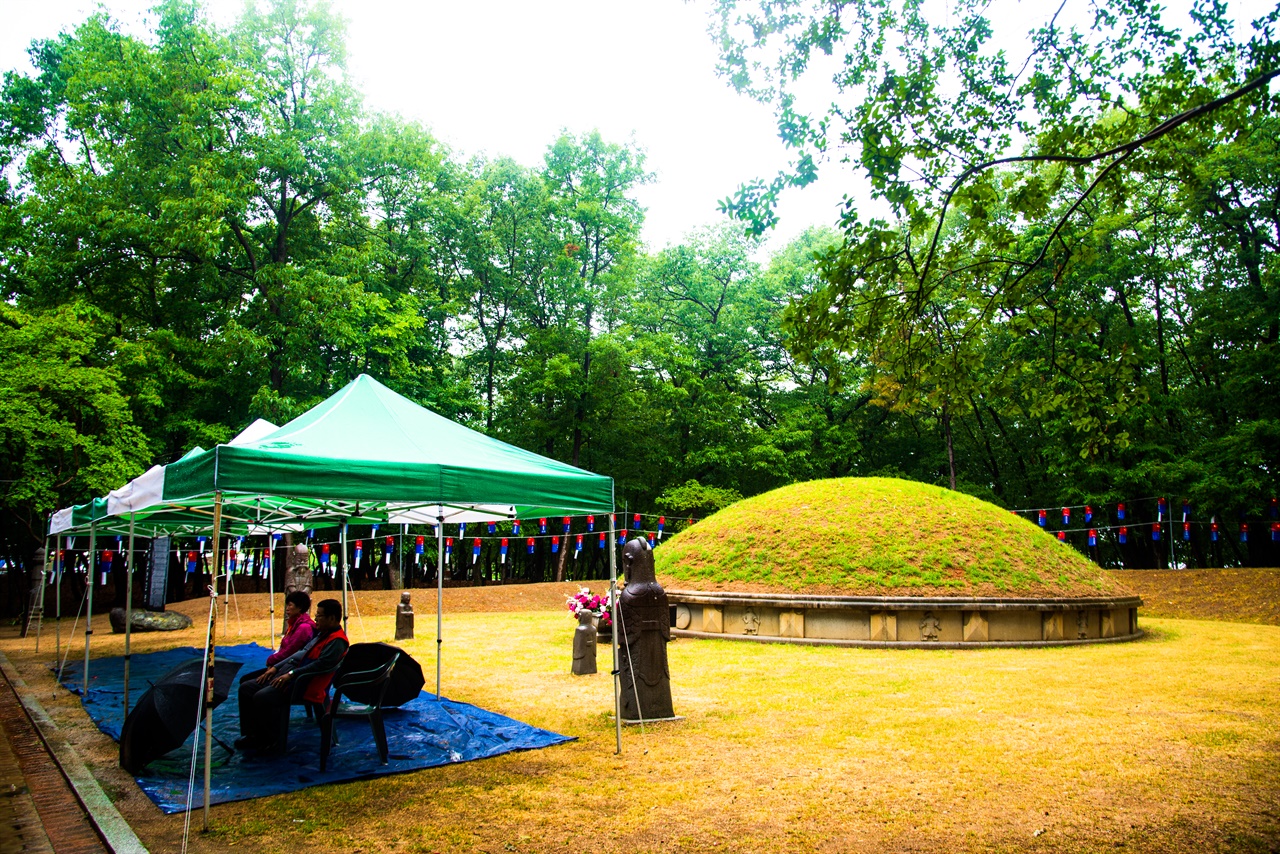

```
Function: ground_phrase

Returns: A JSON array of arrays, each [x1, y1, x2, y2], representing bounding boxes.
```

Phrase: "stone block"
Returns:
[[870, 612, 897, 642], [962, 611, 988, 642], [1073, 610, 1092, 639], [779, 610, 804, 638], [805, 609, 869, 641], [1042, 611, 1064, 641], [724, 605, 778, 636], [988, 610, 1042, 642], [675, 604, 692, 630], [1100, 609, 1116, 638], [702, 605, 723, 634]]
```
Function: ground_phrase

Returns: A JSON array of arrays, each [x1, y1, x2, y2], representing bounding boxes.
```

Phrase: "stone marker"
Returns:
[[285, 544, 312, 595], [109, 608, 192, 633], [572, 609, 597, 675], [395, 591, 414, 641], [618, 538, 675, 721]]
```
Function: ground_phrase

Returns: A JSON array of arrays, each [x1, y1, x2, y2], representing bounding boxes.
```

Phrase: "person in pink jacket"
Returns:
[[266, 591, 317, 668]]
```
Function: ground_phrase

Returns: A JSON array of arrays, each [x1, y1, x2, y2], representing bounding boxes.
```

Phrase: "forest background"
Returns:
[[1, 0, 1277, 611]]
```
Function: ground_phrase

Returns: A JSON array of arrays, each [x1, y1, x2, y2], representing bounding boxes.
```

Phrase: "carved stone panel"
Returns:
[[870, 612, 897, 642], [1076, 610, 1089, 639], [702, 605, 723, 634], [779, 610, 805, 639], [1099, 609, 1116, 638], [919, 612, 941, 642], [1042, 611, 1064, 641], [962, 611, 988, 642], [674, 604, 692, 630], [742, 608, 760, 635]]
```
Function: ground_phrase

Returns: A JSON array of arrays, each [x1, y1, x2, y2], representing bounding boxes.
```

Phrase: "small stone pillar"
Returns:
[[395, 591, 414, 641], [572, 610, 597, 675], [285, 544, 313, 595], [618, 538, 674, 721]]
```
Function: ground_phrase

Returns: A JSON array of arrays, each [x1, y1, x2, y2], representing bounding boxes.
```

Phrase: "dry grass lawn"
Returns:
[[0, 584, 1277, 854]]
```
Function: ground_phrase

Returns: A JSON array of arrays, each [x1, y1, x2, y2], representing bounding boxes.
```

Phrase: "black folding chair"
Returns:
[[272, 657, 343, 755], [319, 652, 400, 771]]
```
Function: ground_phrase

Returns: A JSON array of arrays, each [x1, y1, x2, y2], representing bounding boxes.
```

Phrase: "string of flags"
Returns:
[[1017, 496, 1280, 546]]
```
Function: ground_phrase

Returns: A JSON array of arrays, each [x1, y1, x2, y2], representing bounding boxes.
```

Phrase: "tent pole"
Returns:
[[85, 522, 96, 694], [35, 532, 51, 653], [55, 537, 63, 676], [268, 530, 277, 653], [204, 492, 223, 832], [436, 514, 444, 700], [123, 514, 136, 717], [610, 513, 621, 755], [55, 536, 63, 671], [340, 522, 349, 634]]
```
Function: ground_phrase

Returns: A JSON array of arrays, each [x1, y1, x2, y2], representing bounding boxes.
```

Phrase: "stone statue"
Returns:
[[395, 591, 414, 641], [285, 544, 313, 595], [618, 538, 674, 721], [572, 609, 597, 675]]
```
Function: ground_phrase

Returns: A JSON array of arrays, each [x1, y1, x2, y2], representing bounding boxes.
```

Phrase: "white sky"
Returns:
[[0, 0, 852, 252], [1, 0, 1270, 252]]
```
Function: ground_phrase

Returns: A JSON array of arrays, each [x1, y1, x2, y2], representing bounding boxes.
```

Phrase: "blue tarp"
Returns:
[[58, 643, 574, 813]]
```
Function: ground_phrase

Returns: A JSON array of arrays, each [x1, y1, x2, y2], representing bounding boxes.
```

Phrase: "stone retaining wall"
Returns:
[[668, 590, 1143, 648]]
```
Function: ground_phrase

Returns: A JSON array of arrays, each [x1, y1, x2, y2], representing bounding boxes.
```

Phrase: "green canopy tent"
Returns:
[[53, 375, 621, 827]]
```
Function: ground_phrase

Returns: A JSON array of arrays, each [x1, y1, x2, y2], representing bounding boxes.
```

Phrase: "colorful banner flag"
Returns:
[[1183, 522, 1191, 541], [658, 516, 666, 539], [551, 536, 560, 554], [472, 538, 481, 564], [512, 520, 521, 536], [1084, 505, 1093, 524], [320, 543, 330, 566], [354, 540, 363, 568], [587, 515, 595, 532], [1157, 497, 1168, 520], [1056, 531, 1066, 541], [1037, 510, 1047, 527], [633, 513, 641, 530], [500, 538, 508, 563], [1118, 526, 1128, 544], [1087, 529, 1097, 547], [1211, 521, 1219, 542], [1151, 523, 1161, 541], [598, 532, 606, 549], [539, 518, 547, 534], [574, 534, 583, 557], [1117, 502, 1126, 521], [1240, 523, 1249, 543], [445, 537, 453, 558], [526, 537, 535, 554], [1061, 507, 1070, 526], [488, 520, 497, 534], [185, 550, 197, 577]]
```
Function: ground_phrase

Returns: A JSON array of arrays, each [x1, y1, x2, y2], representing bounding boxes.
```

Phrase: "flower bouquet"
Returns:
[[566, 587, 614, 635]]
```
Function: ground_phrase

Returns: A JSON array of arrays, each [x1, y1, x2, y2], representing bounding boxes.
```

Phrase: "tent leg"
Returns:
[[54, 537, 63, 671], [35, 534, 51, 653], [55, 537, 63, 676], [610, 513, 621, 755], [268, 530, 276, 653], [340, 522, 348, 634], [204, 492, 223, 832], [123, 515, 135, 717], [85, 523, 96, 694], [436, 515, 444, 701]]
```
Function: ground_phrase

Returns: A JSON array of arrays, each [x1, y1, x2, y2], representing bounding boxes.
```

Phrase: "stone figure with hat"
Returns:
[[618, 537, 674, 721]]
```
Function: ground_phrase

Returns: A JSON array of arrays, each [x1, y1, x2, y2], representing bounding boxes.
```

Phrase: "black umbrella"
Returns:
[[338, 643, 424, 707], [119, 657, 243, 775]]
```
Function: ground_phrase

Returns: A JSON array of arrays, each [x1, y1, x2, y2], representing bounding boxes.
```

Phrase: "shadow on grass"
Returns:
[[1136, 625, 1181, 643]]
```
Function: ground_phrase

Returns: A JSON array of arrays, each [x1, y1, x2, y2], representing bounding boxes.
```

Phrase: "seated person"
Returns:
[[267, 591, 316, 669], [236, 598, 348, 753]]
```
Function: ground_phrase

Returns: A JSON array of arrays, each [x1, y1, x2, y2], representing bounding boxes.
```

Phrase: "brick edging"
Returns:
[[0, 651, 148, 854]]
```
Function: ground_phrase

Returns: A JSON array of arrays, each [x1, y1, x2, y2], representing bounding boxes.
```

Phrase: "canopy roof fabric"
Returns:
[[51, 374, 613, 535], [162, 374, 613, 518]]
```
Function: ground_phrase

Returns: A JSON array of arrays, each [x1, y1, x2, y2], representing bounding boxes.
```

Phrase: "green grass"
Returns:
[[656, 477, 1129, 597], [3, 604, 1277, 853]]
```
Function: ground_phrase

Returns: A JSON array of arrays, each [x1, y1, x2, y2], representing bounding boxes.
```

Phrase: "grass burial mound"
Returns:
[[655, 478, 1139, 646]]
